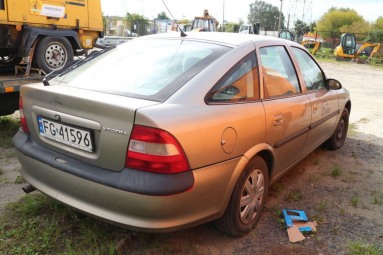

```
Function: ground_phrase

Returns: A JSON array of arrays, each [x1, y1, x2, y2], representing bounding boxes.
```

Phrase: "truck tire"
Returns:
[[34, 36, 74, 74]]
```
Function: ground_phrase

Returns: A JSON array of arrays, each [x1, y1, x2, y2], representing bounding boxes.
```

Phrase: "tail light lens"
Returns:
[[126, 125, 190, 174], [19, 97, 30, 134]]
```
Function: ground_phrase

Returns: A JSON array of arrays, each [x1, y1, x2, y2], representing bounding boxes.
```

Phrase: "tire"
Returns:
[[34, 36, 74, 74], [215, 156, 269, 237], [326, 108, 349, 150]]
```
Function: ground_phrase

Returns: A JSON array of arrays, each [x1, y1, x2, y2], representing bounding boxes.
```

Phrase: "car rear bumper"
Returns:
[[13, 130, 243, 232]]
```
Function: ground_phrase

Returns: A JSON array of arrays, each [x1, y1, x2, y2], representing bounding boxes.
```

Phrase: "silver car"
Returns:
[[14, 32, 351, 237]]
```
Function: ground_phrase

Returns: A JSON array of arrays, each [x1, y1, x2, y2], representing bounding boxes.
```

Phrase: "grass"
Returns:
[[348, 241, 382, 255], [286, 190, 303, 202], [313, 157, 321, 166], [370, 191, 383, 206], [0, 116, 20, 148], [348, 123, 358, 136], [351, 194, 359, 207], [331, 165, 342, 178], [0, 194, 201, 255], [316, 200, 328, 212]]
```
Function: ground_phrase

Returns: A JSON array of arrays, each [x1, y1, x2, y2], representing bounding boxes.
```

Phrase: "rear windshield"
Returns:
[[54, 38, 230, 101]]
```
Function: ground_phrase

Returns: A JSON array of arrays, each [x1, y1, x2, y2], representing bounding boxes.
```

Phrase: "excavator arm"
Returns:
[[356, 43, 381, 60]]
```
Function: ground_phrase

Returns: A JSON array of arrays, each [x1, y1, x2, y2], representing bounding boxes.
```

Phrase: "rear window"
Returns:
[[53, 39, 229, 101]]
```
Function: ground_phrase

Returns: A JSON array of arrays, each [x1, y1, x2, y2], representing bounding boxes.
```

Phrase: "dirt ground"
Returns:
[[1, 61, 383, 254]]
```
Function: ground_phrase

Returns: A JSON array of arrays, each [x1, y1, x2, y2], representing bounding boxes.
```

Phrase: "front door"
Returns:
[[291, 47, 339, 154], [259, 45, 311, 178]]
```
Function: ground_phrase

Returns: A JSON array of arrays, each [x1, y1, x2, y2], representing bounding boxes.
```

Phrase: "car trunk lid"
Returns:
[[21, 83, 160, 171]]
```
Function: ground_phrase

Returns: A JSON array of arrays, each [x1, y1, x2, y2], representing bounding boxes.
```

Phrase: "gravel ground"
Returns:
[[1, 61, 382, 254]]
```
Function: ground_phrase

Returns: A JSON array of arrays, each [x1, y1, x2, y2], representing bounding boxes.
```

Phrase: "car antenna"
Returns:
[[161, 0, 187, 37]]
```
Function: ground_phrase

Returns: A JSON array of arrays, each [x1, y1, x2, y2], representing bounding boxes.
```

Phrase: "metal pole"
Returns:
[[278, 0, 283, 32], [222, 0, 225, 32]]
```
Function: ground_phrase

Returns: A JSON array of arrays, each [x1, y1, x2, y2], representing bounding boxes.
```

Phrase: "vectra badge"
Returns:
[[102, 127, 129, 136]]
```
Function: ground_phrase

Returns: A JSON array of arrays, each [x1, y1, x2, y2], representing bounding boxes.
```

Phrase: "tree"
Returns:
[[294, 20, 310, 38], [370, 16, 383, 42], [373, 16, 383, 30], [224, 22, 240, 33], [125, 13, 149, 36], [156, 11, 169, 20], [316, 8, 365, 38], [248, 0, 284, 31], [339, 20, 371, 40]]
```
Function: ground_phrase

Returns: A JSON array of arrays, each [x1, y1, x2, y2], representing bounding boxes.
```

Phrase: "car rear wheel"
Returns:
[[215, 156, 269, 237], [326, 108, 349, 150], [34, 36, 74, 74]]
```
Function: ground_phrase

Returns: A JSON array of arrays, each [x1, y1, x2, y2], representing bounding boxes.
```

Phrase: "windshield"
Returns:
[[240, 25, 249, 32], [54, 39, 229, 101]]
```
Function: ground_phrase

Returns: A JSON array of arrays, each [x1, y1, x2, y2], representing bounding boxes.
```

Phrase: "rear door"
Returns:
[[259, 45, 311, 178], [291, 47, 339, 154]]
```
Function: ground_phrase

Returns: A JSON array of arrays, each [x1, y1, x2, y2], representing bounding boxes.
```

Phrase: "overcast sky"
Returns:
[[100, 0, 383, 25]]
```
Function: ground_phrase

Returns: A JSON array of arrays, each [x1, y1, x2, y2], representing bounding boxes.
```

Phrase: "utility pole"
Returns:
[[278, 0, 283, 32], [222, 0, 225, 32]]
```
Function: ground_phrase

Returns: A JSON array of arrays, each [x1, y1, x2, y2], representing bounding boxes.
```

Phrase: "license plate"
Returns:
[[37, 116, 94, 152]]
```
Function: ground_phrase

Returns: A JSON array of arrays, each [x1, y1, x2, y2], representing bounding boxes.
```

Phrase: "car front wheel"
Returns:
[[326, 108, 349, 150], [215, 156, 269, 237]]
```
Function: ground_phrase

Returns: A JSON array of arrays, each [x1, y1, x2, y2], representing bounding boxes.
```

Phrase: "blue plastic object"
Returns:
[[282, 209, 312, 232]]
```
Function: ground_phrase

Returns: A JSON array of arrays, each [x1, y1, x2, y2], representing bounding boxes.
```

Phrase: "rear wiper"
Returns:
[[42, 46, 116, 86]]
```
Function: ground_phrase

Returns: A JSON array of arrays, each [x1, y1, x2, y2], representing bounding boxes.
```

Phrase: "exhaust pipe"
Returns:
[[22, 184, 36, 194]]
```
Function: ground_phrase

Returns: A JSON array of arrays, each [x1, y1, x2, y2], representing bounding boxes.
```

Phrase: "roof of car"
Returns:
[[135, 32, 292, 47]]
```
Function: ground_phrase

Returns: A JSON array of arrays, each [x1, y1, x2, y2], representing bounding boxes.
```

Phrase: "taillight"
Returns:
[[126, 125, 190, 174], [19, 96, 30, 134]]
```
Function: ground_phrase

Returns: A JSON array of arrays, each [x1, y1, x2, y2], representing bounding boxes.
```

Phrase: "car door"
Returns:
[[291, 47, 340, 154], [259, 45, 311, 178]]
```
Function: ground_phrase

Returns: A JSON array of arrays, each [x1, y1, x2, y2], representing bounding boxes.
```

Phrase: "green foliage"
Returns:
[[316, 200, 328, 212], [0, 194, 201, 255], [351, 195, 359, 207], [331, 165, 342, 178], [294, 19, 310, 36], [370, 17, 383, 42], [373, 16, 383, 30], [248, 0, 284, 31], [287, 190, 303, 202], [340, 20, 371, 41], [224, 22, 240, 33], [156, 11, 169, 20], [0, 116, 20, 148], [125, 12, 149, 36], [348, 241, 382, 255], [316, 8, 366, 38]]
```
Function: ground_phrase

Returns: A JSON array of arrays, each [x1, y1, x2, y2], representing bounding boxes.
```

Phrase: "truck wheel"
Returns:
[[214, 156, 269, 237], [34, 36, 74, 74]]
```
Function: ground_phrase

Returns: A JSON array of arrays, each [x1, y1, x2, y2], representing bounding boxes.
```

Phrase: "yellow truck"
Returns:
[[0, 0, 103, 115], [0, 0, 103, 74]]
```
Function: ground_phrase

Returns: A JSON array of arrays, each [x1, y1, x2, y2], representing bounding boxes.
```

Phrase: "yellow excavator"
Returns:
[[301, 40, 321, 55], [334, 33, 381, 62]]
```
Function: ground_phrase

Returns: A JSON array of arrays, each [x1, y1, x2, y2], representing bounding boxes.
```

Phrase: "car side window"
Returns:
[[206, 53, 259, 103], [291, 47, 326, 91], [260, 46, 300, 98]]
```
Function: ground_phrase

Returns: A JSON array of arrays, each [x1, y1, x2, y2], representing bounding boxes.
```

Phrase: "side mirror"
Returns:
[[327, 79, 342, 90]]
